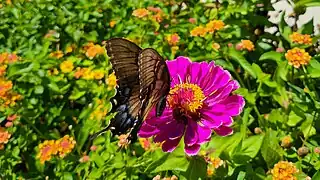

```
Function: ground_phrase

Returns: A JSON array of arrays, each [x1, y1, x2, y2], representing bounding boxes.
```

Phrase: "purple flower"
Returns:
[[138, 56, 245, 156]]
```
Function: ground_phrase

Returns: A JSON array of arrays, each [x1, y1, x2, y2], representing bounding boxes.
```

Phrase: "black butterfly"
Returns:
[[91, 38, 170, 141]]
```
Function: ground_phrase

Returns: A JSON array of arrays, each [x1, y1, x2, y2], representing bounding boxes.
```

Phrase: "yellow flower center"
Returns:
[[167, 83, 205, 113]]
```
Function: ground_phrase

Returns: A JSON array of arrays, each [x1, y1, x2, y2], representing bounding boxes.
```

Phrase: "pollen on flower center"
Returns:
[[167, 83, 205, 113]]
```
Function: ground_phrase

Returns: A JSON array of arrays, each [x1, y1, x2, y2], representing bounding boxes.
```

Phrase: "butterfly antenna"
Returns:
[[89, 126, 111, 141]]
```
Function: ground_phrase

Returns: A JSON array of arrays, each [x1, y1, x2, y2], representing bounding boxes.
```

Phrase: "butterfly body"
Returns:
[[99, 38, 170, 140]]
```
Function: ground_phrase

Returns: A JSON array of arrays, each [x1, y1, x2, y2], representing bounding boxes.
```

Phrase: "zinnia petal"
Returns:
[[185, 144, 201, 156], [202, 66, 231, 94], [166, 56, 191, 85], [162, 138, 181, 152], [138, 123, 159, 137], [187, 61, 210, 84], [197, 125, 211, 144], [184, 120, 198, 146], [214, 126, 233, 136], [205, 83, 235, 105]]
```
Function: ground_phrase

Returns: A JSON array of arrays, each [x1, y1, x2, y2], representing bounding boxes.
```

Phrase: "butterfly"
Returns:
[[91, 38, 170, 142]]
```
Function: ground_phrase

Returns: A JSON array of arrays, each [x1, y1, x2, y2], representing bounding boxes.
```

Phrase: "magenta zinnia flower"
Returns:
[[138, 56, 245, 155]]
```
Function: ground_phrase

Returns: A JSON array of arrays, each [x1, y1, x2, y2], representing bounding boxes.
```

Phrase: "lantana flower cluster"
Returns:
[[0, 52, 22, 108], [74, 67, 105, 80], [106, 72, 117, 91], [49, 50, 64, 59], [190, 20, 225, 37], [236, 40, 255, 51], [199, 150, 224, 176], [166, 33, 181, 56], [166, 33, 180, 46], [138, 137, 160, 151], [0, 127, 11, 150], [89, 99, 109, 121], [207, 157, 224, 176], [289, 32, 312, 45], [271, 161, 298, 180], [48, 42, 106, 80], [132, 7, 166, 23], [37, 135, 76, 164], [83, 42, 105, 59], [285, 47, 311, 68]]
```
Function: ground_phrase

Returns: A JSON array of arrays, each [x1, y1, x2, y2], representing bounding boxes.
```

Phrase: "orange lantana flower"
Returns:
[[132, 8, 149, 18], [285, 47, 311, 68]]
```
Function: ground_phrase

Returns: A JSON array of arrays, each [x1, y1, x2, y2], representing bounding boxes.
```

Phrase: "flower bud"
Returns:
[[254, 127, 262, 134], [236, 43, 243, 51], [79, 155, 90, 163], [281, 136, 292, 148], [5, 121, 13, 127], [90, 145, 97, 151], [297, 146, 309, 157], [276, 47, 285, 53]]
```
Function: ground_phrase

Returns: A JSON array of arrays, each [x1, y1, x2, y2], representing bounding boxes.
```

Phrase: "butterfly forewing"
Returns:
[[138, 48, 171, 121], [106, 38, 141, 87], [102, 38, 170, 140], [105, 38, 142, 135]]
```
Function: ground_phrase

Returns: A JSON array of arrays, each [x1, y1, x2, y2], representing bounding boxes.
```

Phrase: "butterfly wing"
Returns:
[[105, 38, 142, 135], [137, 48, 171, 122]]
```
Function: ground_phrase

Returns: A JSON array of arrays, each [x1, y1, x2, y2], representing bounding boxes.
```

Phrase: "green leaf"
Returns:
[[240, 135, 264, 158], [48, 82, 61, 93], [258, 42, 273, 51], [268, 109, 285, 124], [287, 111, 303, 127], [234, 88, 256, 105], [313, 171, 320, 179], [307, 59, 320, 78], [88, 167, 105, 179], [181, 156, 207, 180], [261, 130, 283, 168], [300, 114, 316, 138], [77, 123, 90, 152], [259, 51, 283, 64], [207, 132, 242, 157], [232, 134, 264, 164], [7, 62, 35, 78], [300, 18, 314, 34], [62, 172, 74, 180], [91, 153, 105, 168], [279, 12, 292, 42], [69, 88, 86, 100], [34, 85, 44, 94], [274, 61, 288, 81], [237, 171, 246, 180], [215, 59, 235, 72], [146, 146, 189, 173], [228, 48, 256, 78]]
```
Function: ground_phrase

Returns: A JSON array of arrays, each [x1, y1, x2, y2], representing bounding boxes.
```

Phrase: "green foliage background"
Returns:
[[1, 0, 320, 179]]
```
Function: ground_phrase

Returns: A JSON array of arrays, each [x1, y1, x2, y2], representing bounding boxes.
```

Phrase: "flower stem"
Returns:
[[302, 65, 319, 100], [23, 118, 46, 139], [302, 111, 317, 147], [254, 106, 267, 128], [234, 70, 246, 88]]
